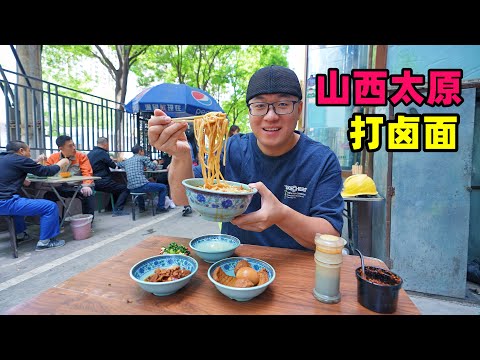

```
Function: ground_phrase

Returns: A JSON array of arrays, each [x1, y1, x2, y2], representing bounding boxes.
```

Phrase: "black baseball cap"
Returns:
[[246, 65, 303, 104]]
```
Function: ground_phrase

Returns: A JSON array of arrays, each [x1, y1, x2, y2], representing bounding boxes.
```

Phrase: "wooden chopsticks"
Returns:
[[172, 116, 202, 123]]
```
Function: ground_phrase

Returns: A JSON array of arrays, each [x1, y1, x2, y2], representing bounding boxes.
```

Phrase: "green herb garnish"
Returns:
[[160, 242, 190, 256]]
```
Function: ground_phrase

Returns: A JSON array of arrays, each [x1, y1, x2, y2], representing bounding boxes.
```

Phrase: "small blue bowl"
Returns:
[[130, 254, 198, 296], [207, 257, 276, 301], [182, 178, 257, 222], [189, 234, 240, 263]]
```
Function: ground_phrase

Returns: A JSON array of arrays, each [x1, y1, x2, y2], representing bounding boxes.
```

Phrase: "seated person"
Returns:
[[87, 137, 130, 217], [0, 140, 69, 251], [147, 65, 344, 250], [181, 127, 199, 216], [155, 152, 171, 185], [118, 145, 168, 213], [44, 135, 95, 221], [155, 151, 176, 210], [228, 124, 241, 138]]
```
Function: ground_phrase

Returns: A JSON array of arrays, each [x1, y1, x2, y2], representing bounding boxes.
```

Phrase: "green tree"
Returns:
[[131, 45, 289, 134], [42, 45, 95, 96], [42, 45, 149, 150]]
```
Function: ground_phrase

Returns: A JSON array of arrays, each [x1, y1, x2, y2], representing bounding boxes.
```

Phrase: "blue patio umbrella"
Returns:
[[124, 83, 223, 118]]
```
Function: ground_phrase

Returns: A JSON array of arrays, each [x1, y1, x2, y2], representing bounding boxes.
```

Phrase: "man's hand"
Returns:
[[230, 182, 286, 232], [36, 154, 47, 164], [148, 108, 191, 157], [56, 158, 70, 171], [81, 186, 93, 197], [23, 179, 31, 187]]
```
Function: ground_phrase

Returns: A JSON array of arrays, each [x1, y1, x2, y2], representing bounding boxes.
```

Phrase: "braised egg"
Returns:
[[235, 267, 259, 286]]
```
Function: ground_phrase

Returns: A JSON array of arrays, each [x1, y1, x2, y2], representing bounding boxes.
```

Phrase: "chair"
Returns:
[[95, 191, 115, 213], [0, 215, 18, 258], [130, 193, 156, 221]]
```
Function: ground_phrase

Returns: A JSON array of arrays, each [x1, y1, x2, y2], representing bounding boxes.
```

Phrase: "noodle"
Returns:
[[194, 112, 251, 193]]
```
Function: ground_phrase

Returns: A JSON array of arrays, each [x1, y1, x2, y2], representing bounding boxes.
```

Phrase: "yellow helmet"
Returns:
[[341, 174, 378, 197]]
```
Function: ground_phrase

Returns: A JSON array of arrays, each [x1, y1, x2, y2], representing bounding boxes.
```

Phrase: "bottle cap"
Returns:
[[314, 234, 347, 254]]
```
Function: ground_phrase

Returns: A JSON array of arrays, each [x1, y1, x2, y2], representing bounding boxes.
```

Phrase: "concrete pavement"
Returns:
[[1, 206, 479, 315]]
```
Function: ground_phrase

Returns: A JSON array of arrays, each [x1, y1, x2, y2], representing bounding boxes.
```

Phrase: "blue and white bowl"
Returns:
[[182, 178, 257, 222], [189, 234, 240, 263], [130, 254, 198, 296], [207, 257, 276, 301]]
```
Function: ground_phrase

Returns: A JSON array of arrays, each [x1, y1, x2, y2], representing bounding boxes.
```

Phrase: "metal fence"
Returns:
[[0, 67, 159, 158]]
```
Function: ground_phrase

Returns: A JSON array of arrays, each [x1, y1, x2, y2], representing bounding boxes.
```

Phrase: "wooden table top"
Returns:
[[5, 235, 420, 315]]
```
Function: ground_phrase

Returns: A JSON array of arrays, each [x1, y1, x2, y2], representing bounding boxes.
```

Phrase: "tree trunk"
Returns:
[[16, 45, 44, 155], [114, 59, 129, 152]]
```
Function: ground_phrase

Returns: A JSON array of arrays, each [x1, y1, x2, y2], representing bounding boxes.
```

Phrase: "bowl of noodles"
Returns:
[[182, 178, 257, 222], [182, 111, 257, 222]]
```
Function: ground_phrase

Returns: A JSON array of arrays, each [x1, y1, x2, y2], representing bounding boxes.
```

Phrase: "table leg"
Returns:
[[50, 185, 81, 228], [347, 201, 352, 247], [343, 201, 354, 254], [21, 187, 43, 199]]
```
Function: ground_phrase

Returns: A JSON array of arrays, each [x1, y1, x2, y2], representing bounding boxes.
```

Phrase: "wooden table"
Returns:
[[5, 235, 420, 315]]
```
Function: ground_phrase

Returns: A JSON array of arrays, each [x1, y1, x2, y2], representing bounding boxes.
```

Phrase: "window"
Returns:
[[305, 45, 369, 170]]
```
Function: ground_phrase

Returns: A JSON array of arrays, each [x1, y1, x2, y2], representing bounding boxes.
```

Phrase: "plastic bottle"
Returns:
[[313, 234, 347, 304]]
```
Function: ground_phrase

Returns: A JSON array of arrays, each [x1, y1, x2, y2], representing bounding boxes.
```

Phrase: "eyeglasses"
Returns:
[[247, 100, 299, 116]]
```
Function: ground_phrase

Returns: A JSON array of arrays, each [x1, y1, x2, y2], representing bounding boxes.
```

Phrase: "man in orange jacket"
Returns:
[[44, 135, 96, 221]]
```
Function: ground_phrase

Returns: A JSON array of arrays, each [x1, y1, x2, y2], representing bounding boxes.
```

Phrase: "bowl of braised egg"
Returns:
[[130, 254, 198, 296], [207, 257, 275, 301]]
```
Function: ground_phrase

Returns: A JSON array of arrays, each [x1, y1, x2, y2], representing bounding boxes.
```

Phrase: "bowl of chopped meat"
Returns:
[[130, 254, 198, 296]]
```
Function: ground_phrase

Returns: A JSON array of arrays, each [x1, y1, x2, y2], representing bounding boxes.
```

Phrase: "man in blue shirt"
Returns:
[[117, 145, 168, 213], [0, 140, 70, 251], [147, 65, 344, 250], [87, 137, 130, 216]]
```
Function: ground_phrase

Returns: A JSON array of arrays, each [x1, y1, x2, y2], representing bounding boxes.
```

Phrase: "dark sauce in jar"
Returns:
[[359, 266, 401, 286]]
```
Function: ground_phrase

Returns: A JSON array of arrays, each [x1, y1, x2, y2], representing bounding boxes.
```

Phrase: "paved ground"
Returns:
[[1, 205, 479, 315]]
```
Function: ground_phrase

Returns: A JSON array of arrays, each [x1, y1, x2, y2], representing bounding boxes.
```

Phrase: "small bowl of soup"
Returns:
[[189, 234, 240, 263]]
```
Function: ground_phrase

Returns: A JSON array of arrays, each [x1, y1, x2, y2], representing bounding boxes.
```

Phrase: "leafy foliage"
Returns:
[[42, 45, 290, 141], [42, 45, 150, 150], [42, 45, 95, 97], [131, 45, 289, 133]]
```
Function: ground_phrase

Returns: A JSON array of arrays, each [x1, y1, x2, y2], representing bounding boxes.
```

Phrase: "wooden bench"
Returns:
[[0, 215, 18, 258]]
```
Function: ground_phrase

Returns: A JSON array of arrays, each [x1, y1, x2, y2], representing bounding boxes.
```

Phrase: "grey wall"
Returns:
[[371, 45, 479, 298], [468, 93, 480, 262], [373, 89, 475, 298]]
